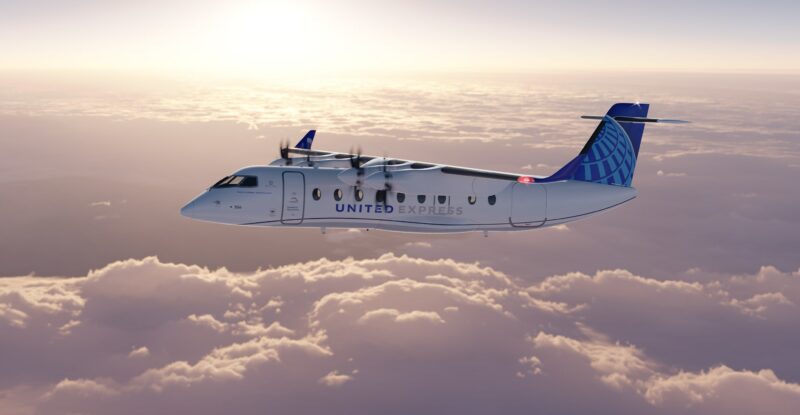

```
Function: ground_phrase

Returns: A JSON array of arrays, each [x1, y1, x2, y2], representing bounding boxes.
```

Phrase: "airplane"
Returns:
[[180, 103, 686, 234]]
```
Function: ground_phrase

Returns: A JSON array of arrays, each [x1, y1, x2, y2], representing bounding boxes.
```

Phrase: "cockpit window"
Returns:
[[212, 176, 231, 187], [240, 176, 258, 187], [211, 175, 258, 188]]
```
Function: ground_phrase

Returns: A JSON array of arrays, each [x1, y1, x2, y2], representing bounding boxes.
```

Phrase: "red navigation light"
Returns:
[[517, 176, 535, 184]]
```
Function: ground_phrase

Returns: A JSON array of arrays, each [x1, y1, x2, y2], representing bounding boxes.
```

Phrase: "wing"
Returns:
[[270, 131, 538, 195]]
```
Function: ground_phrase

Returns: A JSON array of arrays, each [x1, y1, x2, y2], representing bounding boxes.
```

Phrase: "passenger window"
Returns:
[[468, 195, 476, 205], [376, 190, 386, 203], [312, 188, 321, 200], [334, 188, 342, 201], [397, 192, 405, 203], [417, 195, 426, 203], [488, 195, 497, 205], [355, 189, 364, 201], [437, 195, 447, 204]]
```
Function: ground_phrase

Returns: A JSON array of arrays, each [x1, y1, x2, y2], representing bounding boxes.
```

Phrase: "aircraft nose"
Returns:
[[180, 200, 197, 218], [181, 192, 208, 219]]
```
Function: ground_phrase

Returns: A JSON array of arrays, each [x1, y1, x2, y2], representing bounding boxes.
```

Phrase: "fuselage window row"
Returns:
[[313, 188, 494, 207]]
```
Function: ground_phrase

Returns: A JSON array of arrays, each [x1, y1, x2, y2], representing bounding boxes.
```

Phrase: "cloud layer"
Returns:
[[1, 255, 798, 414], [3, 74, 799, 161], [1, 73, 799, 414]]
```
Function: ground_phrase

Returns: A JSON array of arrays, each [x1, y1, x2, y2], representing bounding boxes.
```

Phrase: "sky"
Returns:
[[1, 1, 800, 414], [2, 0, 800, 75]]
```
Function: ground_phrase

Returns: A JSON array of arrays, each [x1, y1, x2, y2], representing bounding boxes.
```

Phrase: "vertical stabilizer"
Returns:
[[542, 103, 648, 187]]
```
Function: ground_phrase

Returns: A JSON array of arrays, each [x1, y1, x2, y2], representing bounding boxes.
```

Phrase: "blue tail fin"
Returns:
[[607, 103, 649, 157], [543, 103, 649, 187], [295, 130, 316, 149]]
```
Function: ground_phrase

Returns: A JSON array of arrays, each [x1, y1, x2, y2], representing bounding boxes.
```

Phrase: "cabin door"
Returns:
[[510, 183, 546, 227], [281, 172, 305, 224]]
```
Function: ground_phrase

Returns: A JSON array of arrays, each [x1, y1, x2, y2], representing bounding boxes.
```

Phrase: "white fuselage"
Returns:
[[181, 162, 637, 233]]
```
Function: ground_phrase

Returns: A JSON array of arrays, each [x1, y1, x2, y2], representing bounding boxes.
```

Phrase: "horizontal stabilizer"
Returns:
[[581, 115, 690, 124]]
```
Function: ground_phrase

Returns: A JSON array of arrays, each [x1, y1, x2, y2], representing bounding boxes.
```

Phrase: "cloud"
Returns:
[[357, 308, 445, 324], [319, 370, 353, 387], [657, 169, 687, 177], [529, 327, 656, 389], [127, 335, 331, 392], [403, 241, 433, 249], [0, 276, 84, 330], [128, 346, 150, 358], [47, 378, 119, 398], [527, 266, 800, 375], [645, 366, 800, 410], [1, 255, 799, 414], [0, 303, 28, 328], [528, 329, 800, 413], [324, 228, 364, 242]]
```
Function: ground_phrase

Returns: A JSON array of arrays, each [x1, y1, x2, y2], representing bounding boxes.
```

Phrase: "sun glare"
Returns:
[[200, 2, 325, 75]]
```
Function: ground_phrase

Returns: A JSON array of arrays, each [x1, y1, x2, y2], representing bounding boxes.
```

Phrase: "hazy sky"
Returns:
[[2, 0, 799, 75]]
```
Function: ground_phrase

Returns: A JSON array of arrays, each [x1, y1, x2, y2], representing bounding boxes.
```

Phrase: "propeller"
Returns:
[[382, 156, 393, 191], [279, 139, 292, 166], [335, 147, 397, 205], [349, 146, 363, 169], [350, 146, 364, 198], [351, 146, 365, 185], [378, 155, 394, 206]]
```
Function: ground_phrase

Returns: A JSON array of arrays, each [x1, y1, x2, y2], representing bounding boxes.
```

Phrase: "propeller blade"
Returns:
[[351, 146, 365, 184], [382, 156, 392, 184], [381, 155, 393, 207], [279, 141, 288, 159], [350, 146, 363, 169], [279, 139, 292, 165]]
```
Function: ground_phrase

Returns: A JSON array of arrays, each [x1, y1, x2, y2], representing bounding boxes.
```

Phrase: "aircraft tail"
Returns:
[[294, 130, 316, 149], [542, 103, 685, 187]]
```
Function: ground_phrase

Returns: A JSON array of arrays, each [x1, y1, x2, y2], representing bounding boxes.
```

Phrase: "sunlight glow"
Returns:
[[1, 0, 798, 76], [206, 2, 321, 71]]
